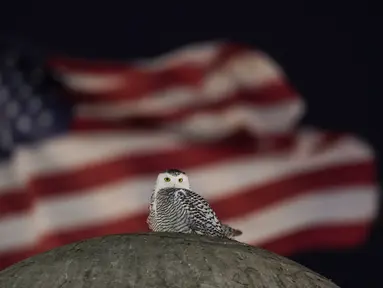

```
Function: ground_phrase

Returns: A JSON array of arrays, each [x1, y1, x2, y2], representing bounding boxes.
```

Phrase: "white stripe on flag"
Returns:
[[229, 187, 378, 244], [0, 132, 185, 193], [75, 52, 291, 119], [0, 130, 373, 194], [0, 187, 377, 252], [0, 133, 375, 247]]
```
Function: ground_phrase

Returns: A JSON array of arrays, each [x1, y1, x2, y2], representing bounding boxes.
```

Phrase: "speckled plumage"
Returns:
[[147, 169, 242, 238]]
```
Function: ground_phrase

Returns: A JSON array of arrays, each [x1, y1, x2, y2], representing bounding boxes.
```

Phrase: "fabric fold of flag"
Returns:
[[0, 41, 378, 270]]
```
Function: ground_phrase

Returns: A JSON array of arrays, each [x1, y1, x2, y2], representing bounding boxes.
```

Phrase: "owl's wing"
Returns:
[[146, 193, 155, 230], [174, 188, 224, 237]]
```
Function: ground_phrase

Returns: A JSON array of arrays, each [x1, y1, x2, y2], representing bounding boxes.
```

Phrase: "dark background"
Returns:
[[0, 2, 376, 287]]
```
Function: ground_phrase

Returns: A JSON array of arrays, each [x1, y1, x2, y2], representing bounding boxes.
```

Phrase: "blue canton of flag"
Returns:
[[0, 43, 73, 159]]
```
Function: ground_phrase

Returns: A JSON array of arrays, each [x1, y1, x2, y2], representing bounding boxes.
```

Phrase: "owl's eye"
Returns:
[[164, 177, 171, 182], [178, 178, 183, 183]]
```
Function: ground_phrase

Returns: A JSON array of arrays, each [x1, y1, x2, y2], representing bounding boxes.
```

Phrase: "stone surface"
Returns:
[[0, 232, 340, 287]]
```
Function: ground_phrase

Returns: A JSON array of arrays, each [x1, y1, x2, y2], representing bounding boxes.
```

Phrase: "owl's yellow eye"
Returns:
[[164, 177, 171, 182], [178, 178, 183, 183]]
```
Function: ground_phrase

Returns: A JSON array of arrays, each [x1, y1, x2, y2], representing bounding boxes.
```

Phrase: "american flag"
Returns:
[[0, 41, 378, 270]]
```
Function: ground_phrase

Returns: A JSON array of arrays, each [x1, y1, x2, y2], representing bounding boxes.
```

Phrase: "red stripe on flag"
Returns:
[[48, 42, 245, 75], [259, 222, 372, 256], [48, 57, 135, 74], [49, 44, 249, 104], [313, 133, 345, 154], [211, 162, 375, 220], [65, 65, 206, 104], [0, 133, 296, 217], [72, 81, 298, 132], [0, 161, 374, 228]]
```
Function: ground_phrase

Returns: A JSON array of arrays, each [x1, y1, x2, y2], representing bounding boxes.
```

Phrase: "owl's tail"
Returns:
[[222, 224, 242, 238]]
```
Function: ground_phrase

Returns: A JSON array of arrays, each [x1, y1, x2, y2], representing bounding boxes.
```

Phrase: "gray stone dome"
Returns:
[[0, 232, 340, 287]]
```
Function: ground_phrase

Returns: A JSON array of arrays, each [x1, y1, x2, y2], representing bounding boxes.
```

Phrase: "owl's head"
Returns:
[[154, 169, 190, 192]]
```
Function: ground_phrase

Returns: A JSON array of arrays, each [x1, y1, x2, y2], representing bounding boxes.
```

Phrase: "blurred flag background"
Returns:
[[0, 40, 378, 269], [0, 3, 378, 287]]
